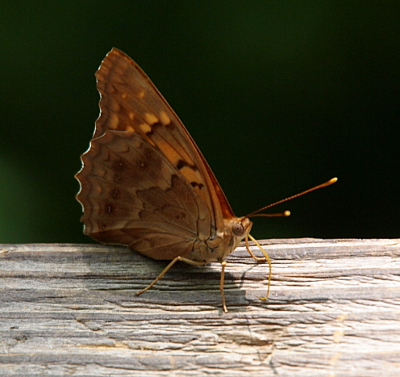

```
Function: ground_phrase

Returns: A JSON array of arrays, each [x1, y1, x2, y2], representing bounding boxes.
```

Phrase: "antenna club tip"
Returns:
[[283, 210, 291, 217], [321, 177, 338, 188]]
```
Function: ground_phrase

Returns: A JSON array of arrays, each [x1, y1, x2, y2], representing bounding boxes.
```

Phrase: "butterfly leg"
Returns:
[[245, 234, 272, 301], [219, 260, 228, 313], [245, 235, 267, 262], [136, 256, 205, 296]]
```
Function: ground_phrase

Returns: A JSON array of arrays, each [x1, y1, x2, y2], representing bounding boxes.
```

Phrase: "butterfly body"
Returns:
[[75, 48, 255, 302]]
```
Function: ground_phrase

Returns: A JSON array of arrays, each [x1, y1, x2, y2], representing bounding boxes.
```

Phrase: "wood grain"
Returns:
[[1, 239, 400, 376]]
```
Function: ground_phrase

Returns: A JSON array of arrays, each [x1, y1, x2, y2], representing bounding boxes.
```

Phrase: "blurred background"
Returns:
[[1, 2, 399, 244]]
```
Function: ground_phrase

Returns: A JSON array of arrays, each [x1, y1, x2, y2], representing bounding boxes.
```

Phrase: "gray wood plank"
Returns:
[[0, 239, 400, 376]]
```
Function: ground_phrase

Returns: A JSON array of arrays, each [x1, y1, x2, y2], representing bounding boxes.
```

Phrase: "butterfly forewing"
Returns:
[[93, 48, 235, 228]]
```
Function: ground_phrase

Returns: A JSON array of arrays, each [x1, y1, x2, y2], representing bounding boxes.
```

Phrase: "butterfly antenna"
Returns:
[[246, 177, 337, 218], [244, 177, 337, 303]]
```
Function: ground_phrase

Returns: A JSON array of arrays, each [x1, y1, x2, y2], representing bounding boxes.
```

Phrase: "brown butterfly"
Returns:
[[75, 48, 336, 312]]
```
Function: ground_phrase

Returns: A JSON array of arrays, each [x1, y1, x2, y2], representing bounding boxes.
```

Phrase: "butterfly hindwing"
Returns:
[[77, 130, 212, 260]]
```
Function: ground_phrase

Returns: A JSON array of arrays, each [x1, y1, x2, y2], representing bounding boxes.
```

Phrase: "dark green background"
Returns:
[[1, 2, 399, 244]]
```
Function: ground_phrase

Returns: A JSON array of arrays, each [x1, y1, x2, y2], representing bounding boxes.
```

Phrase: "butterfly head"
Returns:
[[229, 217, 252, 239], [216, 217, 253, 260]]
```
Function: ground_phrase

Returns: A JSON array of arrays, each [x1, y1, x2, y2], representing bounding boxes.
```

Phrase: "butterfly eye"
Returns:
[[232, 223, 245, 236]]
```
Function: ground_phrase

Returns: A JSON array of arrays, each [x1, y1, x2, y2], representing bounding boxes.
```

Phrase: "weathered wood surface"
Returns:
[[0, 239, 400, 376]]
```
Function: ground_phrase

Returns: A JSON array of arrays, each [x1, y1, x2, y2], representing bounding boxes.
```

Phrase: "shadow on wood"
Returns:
[[1, 238, 400, 376]]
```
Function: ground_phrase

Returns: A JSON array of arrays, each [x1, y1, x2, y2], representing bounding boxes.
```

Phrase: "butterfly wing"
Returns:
[[76, 48, 236, 260], [94, 48, 235, 227], [77, 129, 213, 259]]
